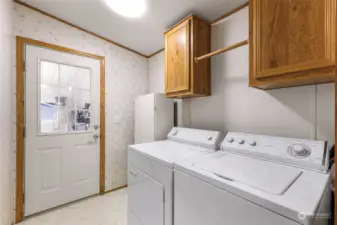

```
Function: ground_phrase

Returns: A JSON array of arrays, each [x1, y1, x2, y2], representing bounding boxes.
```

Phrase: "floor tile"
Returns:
[[19, 188, 127, 225]]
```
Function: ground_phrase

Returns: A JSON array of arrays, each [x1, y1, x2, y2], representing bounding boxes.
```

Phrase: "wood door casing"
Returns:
[[165, 20, 191, 94], [15, 36, 106, 223], [250, 0, 336, 89]]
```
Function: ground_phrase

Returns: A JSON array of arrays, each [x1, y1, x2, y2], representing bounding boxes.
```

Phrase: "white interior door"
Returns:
[[24, 45, 101, 216]]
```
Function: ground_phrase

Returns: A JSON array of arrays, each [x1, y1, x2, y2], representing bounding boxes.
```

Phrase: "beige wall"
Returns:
[[147, 7, 335, 147], [13, 2, 148, 191], [148, 51, 165, 94], [0, 0, 13, 224]]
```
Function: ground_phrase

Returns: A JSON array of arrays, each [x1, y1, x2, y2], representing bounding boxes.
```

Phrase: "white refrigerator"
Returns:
[[134, 93, 174, 144]]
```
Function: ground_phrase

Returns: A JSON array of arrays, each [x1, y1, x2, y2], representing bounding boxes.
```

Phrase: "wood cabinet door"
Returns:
[[165, 20, 191, 94], [251, 0, 335, 79]]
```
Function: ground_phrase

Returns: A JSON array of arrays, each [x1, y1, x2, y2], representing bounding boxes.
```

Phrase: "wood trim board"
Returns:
[[14, 0, 250, 59], [104, 185, 128, 194], [147, 48, 164, 58], [15, 36, 106, 223], [13, 0, 162, 58], [335, 2, 337, 223], [210, 2, 249, 25]]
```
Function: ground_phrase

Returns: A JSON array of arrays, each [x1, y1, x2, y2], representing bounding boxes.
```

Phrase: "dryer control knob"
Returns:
[[228, 138, 234, 143], [238, 139, 245, 144], [249, 141, 257, 146]]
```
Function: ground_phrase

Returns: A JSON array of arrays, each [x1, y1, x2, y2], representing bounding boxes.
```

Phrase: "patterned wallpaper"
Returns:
[[148, 51, 165, 94], [0, 0, 13, 224], [148, 51, 191, 127], [13, 2, 148, 193]]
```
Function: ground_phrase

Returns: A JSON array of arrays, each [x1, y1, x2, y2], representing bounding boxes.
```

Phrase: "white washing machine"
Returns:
[[174, 132, 331, 225], [127, 127, 224, 225]]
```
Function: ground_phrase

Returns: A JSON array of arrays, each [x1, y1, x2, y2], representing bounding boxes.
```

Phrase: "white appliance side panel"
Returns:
[[313, 184, 331, 225], [128, 166, 164, 225], [174, 170, 300, 225], [135, 94, 155, 144], [154, 94, 174, 141], [128, 149, 173, 225]]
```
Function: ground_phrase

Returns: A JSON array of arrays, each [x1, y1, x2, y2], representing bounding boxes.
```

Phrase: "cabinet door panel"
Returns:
[[252, 0, 335, 79], [165, 20, 190, 94]]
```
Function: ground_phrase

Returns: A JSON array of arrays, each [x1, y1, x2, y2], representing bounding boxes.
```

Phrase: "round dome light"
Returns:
[[103, 0, 147, 18]]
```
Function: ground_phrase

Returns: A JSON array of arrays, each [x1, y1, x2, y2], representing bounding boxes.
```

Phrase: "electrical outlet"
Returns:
[[114, 115, 122, 124]]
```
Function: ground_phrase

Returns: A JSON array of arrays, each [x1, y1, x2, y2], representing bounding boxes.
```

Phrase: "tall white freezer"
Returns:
[[134, 93, 174, 144]]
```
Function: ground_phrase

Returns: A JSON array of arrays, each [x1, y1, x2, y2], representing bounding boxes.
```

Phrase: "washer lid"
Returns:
[[196, 153, 303, 195]]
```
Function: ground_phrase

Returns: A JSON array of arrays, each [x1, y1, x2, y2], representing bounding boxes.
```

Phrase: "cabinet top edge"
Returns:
[[163, 14, 209, 35]]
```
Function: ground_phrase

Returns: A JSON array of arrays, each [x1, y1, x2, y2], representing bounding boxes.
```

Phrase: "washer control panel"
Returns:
[[221, 132, 328, 173]]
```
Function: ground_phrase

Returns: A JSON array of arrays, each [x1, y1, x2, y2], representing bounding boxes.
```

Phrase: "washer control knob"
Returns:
[[288, 144, 310, 157], [238, 139, 245, 144], [172, 130, 178, 136], [227, 138, 234, 143], [249, 141, 257, 146], [292, 144, 306, 154]]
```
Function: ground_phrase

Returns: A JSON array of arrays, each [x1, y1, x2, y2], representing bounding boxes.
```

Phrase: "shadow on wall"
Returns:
[[189, 45, 334, 143]]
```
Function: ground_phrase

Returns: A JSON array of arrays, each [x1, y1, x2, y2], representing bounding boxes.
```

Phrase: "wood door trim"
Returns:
[[15, 36, 106, 223], [335, 1, 337, 223]]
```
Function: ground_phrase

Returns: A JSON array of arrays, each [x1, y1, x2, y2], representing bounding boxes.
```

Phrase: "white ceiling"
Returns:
[[21, 0, 248, 56]]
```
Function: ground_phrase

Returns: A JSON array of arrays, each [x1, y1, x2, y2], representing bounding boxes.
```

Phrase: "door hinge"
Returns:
[[23, 61, 26, 72], [23, 127, 26, 138], [23, 193, 25, 204]]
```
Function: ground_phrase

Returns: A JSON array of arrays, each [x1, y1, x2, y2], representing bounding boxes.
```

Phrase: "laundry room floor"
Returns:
[[19, 188, 127, 225]]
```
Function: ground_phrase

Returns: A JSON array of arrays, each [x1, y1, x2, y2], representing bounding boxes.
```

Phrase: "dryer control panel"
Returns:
[[221, 132, 329, 173], [167, 127, 224, 150]]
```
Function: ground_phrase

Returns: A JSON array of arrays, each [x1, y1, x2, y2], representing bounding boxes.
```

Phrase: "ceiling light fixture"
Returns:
[[103, 0, 147, 18]]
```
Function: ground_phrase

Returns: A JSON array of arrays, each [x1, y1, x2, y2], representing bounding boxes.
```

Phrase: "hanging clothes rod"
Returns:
[[195, 40, 248, 63]]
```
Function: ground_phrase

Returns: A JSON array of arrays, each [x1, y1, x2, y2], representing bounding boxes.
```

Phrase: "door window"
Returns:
[[39, 61, 92, 135]]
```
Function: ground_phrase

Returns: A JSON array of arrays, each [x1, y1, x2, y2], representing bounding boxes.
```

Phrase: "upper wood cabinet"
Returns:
[[165, 15, 211, 98], [250, 0, 336, 89]]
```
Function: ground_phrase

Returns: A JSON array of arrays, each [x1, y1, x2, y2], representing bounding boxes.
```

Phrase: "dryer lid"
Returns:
[[196, 153, 303, 195]]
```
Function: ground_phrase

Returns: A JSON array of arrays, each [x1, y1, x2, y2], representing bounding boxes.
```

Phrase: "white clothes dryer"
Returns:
[[127, 127, 224, 225]]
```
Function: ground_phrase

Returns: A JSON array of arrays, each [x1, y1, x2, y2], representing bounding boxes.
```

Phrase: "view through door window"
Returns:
[[39, 61, 92, 135]]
